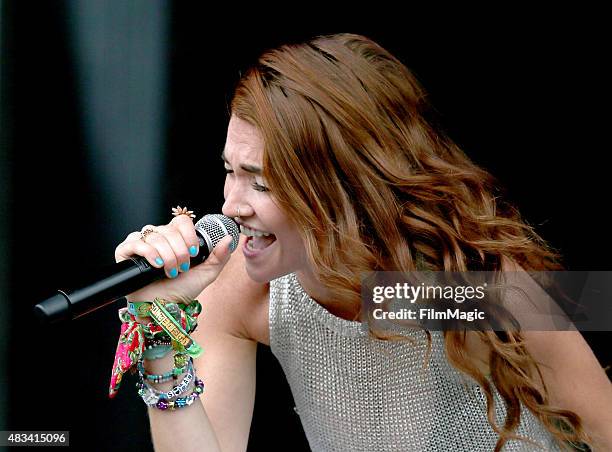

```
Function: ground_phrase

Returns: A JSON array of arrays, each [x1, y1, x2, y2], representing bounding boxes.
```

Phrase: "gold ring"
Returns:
[[172, 206, 196, 219], [140, 227, 156, 242]]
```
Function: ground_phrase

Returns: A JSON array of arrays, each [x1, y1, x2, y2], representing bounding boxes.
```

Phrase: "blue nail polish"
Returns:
[[169, 268, 178, 278], [189, 246, 198, 256], [155, 257, 164, 266], [180, 262, 190, 272]]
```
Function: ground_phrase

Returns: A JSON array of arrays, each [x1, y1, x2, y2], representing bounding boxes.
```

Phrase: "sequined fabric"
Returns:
[[269, 272, 562, 451]]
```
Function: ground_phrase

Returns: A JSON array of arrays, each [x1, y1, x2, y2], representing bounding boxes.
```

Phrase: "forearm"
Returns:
[[113, 217, 241, 451], [137, 318, 222, 452], [145, 354, 221, 452], [148, 402, 219, 452]]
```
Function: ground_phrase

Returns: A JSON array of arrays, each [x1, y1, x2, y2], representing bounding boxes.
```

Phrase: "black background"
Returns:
[[2, 3, 609, 451]]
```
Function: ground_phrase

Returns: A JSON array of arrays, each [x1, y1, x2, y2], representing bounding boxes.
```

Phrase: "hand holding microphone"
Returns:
[[116, 212, 235, 307], [34, 212, 240, 323]]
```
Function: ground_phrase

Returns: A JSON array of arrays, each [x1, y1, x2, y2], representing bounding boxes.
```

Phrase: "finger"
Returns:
[[189, 235, 232, 289], [170, 214, 200, 259], [143, 231, 180, 278], [119, 226, 158, 252], [154, 225, 191, 275], [207, 235, 234, 266], [114, 238, 166, 269], [125, 231, 143, 242]]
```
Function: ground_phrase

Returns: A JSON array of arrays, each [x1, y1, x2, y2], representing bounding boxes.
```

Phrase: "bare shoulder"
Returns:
[[196, 235, 270, 345]]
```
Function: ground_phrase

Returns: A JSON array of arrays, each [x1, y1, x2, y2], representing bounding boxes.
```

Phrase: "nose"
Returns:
[[222, 187, 253, 219]]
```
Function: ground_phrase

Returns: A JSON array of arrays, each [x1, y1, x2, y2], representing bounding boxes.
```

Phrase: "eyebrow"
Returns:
[[221, 150, 262, 175]]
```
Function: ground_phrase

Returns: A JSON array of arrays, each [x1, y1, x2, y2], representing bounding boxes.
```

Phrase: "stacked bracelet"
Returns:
[[138, 361, 195, 402], [138, 362, 186, 384], [123, 299, 201, 340], [147, 299, 203, 358], [128, 299, 201, 332], [137, 354, 191, 384], [136, 360, 205, 410], [128, 301, 155, 317], [143, 339, 173, 360], [129, 299, 202, 319], [109, 297, 204, 399], [145, 378, 205, 411], [146, 338, 173, 347]]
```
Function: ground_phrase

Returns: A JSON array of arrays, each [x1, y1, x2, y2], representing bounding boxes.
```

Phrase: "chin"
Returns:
[[244, 263, 290, 284], [244, 264, 274, 283]]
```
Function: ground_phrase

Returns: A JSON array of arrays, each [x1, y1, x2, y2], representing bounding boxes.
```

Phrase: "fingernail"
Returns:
[[155, 257, 164, 266], [189, 246, 198, 256], [169, 268, 178, 278], [180, 262, 190, 272]]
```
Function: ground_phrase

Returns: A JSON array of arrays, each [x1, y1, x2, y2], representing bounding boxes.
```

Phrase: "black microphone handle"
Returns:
[[34, 232, 212, 324]]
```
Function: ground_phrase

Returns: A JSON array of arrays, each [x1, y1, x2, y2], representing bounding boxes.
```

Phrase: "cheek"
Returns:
[[277, 229, 306, 259]]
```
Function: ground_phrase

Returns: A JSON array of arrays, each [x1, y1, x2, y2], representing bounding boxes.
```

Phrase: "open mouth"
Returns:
[[245, 234, 277, 251], [241, 225, 277, 251]]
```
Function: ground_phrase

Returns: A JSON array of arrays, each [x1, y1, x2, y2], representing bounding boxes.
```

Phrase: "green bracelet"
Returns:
[[129, 301, 154, 317], [148, 298, 203, 359], [128, 299, 202, 321]]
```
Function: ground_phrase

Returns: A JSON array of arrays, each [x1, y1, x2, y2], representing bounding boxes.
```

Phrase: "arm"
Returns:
[[115, 215, 267, 450], [141, 236, 268, 452], [191, 236, 268, 451], [523, 330, 612, 450], [466, 332, 612, 449], [499, 257, 612, 449]]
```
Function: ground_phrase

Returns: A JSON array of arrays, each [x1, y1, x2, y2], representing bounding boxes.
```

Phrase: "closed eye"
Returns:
[[226, 168, 269, 192], [252, 182, 269, 192]]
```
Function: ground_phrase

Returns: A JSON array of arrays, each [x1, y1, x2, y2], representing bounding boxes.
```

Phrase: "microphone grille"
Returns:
[[194, 214, 240, 253]]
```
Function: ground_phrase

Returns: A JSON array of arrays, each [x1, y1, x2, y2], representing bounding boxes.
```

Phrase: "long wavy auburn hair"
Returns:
[[230, 33, 592, 451]]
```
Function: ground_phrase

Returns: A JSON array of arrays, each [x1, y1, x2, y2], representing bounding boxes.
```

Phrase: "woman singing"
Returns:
[[113, 33, 612, 451]]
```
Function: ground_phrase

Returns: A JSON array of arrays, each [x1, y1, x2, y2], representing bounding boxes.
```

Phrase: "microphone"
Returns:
[[34, 214, 240, 324]]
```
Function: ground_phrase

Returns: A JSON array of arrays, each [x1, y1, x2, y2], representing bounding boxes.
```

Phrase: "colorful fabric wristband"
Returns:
[[128, 299, 202, 320], [148, 298, 203, 359], [109, 310, 145, 399], [108, 298, 202, 398]]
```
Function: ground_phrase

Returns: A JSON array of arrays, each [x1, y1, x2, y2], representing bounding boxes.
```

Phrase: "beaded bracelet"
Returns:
[[143, 344, 172, 360], [110, 299, 202, 399], [137, 354, 191, 384], [138, 361, 195, 388], [142, 338, 173, 360], [136, 359, 205, 410], [147, 338, 173, 347], [138, 378, 205, 411], [140, 369, 195, 402]]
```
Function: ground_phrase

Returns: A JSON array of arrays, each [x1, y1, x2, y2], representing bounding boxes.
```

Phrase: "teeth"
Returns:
[[240, 225, 272, 237]]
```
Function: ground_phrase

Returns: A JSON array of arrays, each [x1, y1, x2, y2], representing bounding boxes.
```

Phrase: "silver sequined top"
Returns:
[[269, 272, 562, 451]]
